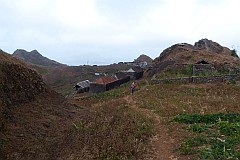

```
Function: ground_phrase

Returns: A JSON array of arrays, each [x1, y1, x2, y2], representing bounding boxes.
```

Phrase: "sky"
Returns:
[[0, 0, 240, 65]]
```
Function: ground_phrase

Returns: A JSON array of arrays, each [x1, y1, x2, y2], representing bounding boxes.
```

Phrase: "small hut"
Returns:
[[74, 80, 90, 93]]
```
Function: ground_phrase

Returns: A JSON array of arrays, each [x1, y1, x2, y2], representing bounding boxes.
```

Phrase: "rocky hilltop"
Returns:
[[134, 54, 153, 64], [150, 39, 240, 75], [13, 49, 65, 67]]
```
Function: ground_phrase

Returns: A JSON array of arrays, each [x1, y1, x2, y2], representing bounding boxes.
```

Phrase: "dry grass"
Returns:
[[133, 80, 240, 159], [67, 79, 240, 159], [52, 99, 155, 159], [135, 81, 240, 120], [3, 75, 240, 159]]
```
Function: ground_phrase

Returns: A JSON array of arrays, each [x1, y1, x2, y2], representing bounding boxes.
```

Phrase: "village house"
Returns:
[[115, 72, 131, 85], [123, 66, 144, 80], [75, 67, 144, 94], [89, 76, 119, 93], [193, 60, 214, 75], [138, 61, 148, 68], [74, 80, 91, 93]]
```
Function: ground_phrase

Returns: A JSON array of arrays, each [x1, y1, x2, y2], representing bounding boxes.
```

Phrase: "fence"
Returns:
[[152, 74, 240, 84]]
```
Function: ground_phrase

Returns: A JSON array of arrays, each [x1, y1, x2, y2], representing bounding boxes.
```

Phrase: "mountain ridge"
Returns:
[[12, 49, 66, 67]]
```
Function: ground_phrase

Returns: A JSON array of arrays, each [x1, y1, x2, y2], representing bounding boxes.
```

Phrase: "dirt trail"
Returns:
[[124, 80, 180, 160]]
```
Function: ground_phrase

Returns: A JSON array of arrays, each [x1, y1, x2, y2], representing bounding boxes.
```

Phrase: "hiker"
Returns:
[[130, 81, 136, 95]]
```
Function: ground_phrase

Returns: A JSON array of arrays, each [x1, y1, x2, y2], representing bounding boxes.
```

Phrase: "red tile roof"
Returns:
[[94, 76, 117, 84]]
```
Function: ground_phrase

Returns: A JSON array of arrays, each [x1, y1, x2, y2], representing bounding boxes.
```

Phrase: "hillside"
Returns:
[[0, 50, 156, 159], [150, 39, 240, 75], [12, 49, 65, 67], [69, 77, 240, 159], [37, 63, 131, 95], [0, 50, 84, 159], [0, 52, 160, 159], [11, 49, 145, 95]]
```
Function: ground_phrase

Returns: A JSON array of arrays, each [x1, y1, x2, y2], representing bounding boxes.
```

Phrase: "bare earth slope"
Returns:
[[0, 50, 84, 159]]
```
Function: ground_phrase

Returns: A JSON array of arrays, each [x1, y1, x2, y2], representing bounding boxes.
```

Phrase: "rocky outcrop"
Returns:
[[134, 54, 153, 64], [194, 39, 224, 53]]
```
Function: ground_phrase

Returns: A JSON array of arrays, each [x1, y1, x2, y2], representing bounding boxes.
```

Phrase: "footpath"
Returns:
[[124, 80, 180, 160]]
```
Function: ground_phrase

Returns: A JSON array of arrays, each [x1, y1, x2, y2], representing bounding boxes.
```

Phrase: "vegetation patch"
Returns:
[[56, 103, 155, 159], [175, 113, 240, 159]]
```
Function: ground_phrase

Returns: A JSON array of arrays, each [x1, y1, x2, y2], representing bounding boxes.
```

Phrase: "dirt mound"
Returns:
[[0, 50, 84, 159], [0, 61, 46, 106], [1, 50, 46, 126]]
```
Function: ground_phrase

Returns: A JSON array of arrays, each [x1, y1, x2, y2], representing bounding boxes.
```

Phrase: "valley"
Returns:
[[1, 39, 240, 159]]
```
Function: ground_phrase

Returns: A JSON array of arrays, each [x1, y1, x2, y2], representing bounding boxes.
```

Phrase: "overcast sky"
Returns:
[[1, 0, 240, 65]]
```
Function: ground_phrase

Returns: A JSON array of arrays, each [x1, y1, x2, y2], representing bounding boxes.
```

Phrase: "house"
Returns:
[[139, 61, 148, 68], [123, 66, 144, 80], [193, 60, 213, 75], [94, 76, 117, 84], [89, 76, 120, 93], [75, 80, 90, 93], [115, 72, 130, 85]]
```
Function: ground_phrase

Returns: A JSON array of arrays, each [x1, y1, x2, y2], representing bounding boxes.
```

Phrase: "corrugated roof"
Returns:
[[125, 68, 135, 73], [94, 76, 117, 84], [77, 80, 90, 88], [123, 67, 144, 73]]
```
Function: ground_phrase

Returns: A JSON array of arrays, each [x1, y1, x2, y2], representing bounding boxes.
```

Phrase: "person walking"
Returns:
[[130, 81, 136, 95]]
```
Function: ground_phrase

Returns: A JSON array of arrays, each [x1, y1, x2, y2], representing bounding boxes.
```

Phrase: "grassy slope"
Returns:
[[134, 81, 240, 159], [58, 81, 156, 159], [68, 79, 240, 159]]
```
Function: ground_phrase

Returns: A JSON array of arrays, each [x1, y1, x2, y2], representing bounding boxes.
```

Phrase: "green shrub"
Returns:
[[174, 112, 240, 124], [175, 113, 240, 159]]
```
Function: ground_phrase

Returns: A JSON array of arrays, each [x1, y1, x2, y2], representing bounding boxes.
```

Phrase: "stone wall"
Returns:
[[89, 83, 106, 93], [106, 80, 120, 91], [118, 76, 130, 85], [152, 74, 240, 84]]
